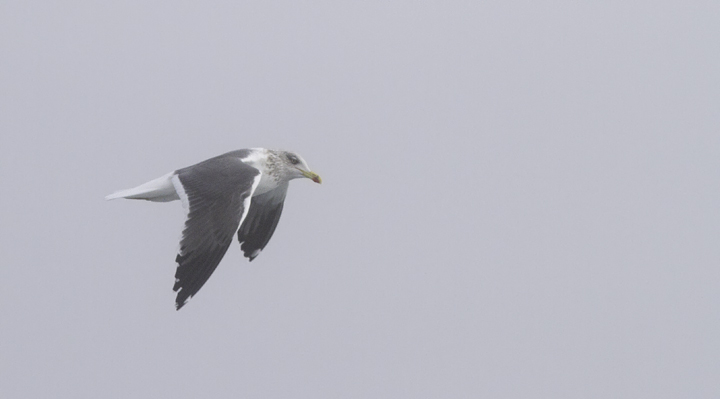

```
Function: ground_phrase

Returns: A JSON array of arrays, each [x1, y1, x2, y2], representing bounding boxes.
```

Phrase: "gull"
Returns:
[[106, 148, 322, 309]]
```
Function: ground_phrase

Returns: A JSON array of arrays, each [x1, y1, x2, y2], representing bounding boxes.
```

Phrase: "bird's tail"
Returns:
[[105, 172, 180, 202]]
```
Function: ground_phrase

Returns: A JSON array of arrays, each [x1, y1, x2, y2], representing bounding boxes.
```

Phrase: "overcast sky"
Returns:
[[1, 1, 718, 398]]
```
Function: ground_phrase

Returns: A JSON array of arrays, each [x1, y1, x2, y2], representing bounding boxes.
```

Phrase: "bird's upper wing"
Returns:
[[237, 182, 288, 261], [171, 155, 261, 310]]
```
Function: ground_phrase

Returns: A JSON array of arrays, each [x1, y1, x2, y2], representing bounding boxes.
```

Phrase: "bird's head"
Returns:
[[277, 150, 322, 184]]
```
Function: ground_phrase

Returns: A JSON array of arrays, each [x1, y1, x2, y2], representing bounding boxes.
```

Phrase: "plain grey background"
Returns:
[[1, 1, 718, 398]]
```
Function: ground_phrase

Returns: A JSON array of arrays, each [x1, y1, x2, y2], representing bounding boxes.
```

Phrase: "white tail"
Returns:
[[105, 172, 180, 202]]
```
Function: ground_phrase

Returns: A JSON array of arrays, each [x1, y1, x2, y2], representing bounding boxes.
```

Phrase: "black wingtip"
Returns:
[[174, 289, 190, 310], [243, 248, 262, 262], [175, 298, 188, 310]]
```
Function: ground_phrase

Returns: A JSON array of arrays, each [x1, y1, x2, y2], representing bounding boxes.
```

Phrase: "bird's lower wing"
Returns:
[[237, 182, 288, 261]]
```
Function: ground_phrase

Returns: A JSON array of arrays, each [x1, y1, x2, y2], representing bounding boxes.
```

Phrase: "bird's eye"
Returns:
[[287, 154, 300, 165]]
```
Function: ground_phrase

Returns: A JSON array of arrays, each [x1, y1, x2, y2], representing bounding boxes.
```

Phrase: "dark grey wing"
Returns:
[[237, 182, 288, 261], [172, 156, 261, 310]]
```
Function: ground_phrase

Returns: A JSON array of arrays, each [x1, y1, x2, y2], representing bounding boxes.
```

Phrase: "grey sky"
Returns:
[[1, 1, 718, 398]]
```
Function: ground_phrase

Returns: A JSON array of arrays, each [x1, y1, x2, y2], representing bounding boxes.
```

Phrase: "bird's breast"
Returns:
[[252, 172, 279, 196]]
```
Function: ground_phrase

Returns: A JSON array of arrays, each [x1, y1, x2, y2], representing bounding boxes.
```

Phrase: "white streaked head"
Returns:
[[271, 150, 322, 184]]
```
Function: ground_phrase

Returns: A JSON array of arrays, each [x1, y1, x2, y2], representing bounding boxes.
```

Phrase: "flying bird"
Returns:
[[106, 148, 322, 309]]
